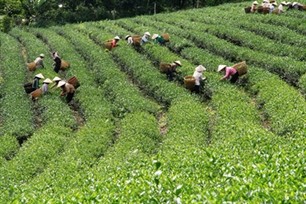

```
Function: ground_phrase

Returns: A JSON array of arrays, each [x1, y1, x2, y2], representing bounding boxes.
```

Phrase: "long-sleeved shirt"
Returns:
[[127, 36, 133, 44], [222, 67, 237, 80], [111, 39, 118, 48], [141, 35, 149, 45], [41, 83, 49, 94], [34, 57, 44, 68], [193, 71, 203, 86], [32, 78, 40, 89]]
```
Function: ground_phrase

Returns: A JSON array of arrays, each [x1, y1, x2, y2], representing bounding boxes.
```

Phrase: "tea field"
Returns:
[[0, 1, 305, 203]]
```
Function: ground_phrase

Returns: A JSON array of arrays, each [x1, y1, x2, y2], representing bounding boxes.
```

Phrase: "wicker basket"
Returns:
[[184, 75, 195, 91], [232, 61, 248, 76], [132, 36, 142, 46], [24, 82, 35, 93], [68, 76, 80, 89], [103, 41, 113, 51], [60, 60, 70, 71], [27, 62, 36, 71], [245, 6, 251, 13], [159, 63, 171, 73], [30, 88, 42, 99], [161, 33, 170, 42]]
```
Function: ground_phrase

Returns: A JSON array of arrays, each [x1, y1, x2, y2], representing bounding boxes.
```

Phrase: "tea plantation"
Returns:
[[0, 1, 305, 203]]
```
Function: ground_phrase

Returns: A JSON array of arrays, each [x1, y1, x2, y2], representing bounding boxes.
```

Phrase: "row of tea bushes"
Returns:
[[0, 33, 34, 142]]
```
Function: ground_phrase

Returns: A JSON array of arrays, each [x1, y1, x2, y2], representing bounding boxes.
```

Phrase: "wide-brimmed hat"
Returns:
[[152, 34, 159, 40], [114, 36, 120, 40], [125, 35, 131, 40], [39, 53, 45, 58], [52, 76, 61, 82], [281, 1, 287, 5], [272, 2, 277, 6], [217, 65, 227, 72], [174, 60, 182, 66], [144, 32, 151, 36], [57, 80, 66, 87], [35, 73, 44, 79], [263, 0, 269, 3], [253, 1, 259, 5], [43, 78, 52, 84], [195, 65, 206, 72], [292, 2, 298, 6]]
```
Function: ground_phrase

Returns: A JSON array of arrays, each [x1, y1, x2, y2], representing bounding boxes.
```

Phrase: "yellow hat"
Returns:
[[35, 73, 44, 79], [174, 60, 182, 66], [52, 76, 61, 82], [195, 65, 206, 72], [57, 80, 66, 87], [43, 78, 52, 84], [152, 34, 159, 40], [217, 65, 226, 72]]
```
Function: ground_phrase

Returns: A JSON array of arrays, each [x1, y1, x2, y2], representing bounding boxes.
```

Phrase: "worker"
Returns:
[[34, 54, 45, 68], [278, 2, 286, 13], [251, 1, 259, 12], [192, 65, 206, 94], [111, 36, 120, 48], [57, 80, 76, 103], [32, 73, 44, 90], [140, 32, 151, 45], [166, 60, 182, 81], [51, 76, 61, 88], [218, 64, 239, 83], [41, 78, 52, 94], [292, 2, 304, 10], [52, 51, 62, 73], [269, 2, 277, 13], [125, 35, 133, 45], [262, 0, 270, 8], [152, 34, 166, 45]]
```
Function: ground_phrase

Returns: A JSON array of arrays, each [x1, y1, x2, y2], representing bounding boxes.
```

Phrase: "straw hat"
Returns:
[[292, 2, 297, 6], [174, 60, 182, 66], [144, 32, 151, 36], [35, 73, 44, 79], [263, 0, 268, 3], [195, 65, 206, 72], [57, 80, 66, 87], [272, 2, 277, 6], [52, 76, 61, 82], [43, 78, 52, 84], [281, 1, 287, 5], [114, 36, 120, 40], [125, 35, 131, 40], [253, 1, 259, 5], [287, 1, 292, 5], [152, 34, 159, 40], [217, 65, 226, 72], [39, 53, 45, 58]]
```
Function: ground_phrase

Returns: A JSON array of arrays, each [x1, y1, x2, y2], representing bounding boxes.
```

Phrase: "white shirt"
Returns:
[[41, 83, 48, 94], [193, 71, 203, 86], [34, 57, 43, 65], [127, 36, 133, 44]]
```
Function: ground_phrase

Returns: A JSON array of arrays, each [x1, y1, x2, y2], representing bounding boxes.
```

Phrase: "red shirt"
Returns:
[[224, 67, 237, 79]]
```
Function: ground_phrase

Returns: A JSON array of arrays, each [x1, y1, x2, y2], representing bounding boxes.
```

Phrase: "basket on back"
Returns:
[[103, 41, 113, 51], [60, 60, 70, 71], [232, 61, 248, 76], [68, 76, 80, 89], [159, 63, 172, 73], [161, 33, 170, 42], [30, 88, 42, 100], [184, 75, 196, 91], [132, 35, 142, 46], [27, 62, 37, 71], [244, 6, 252, 13], [24, 82, 35, 93]]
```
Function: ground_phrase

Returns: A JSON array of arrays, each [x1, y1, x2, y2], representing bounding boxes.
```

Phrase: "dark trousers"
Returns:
[[194, 85, 200, 94], [230, 72, 239, 83], [66, 92, 74, 103]]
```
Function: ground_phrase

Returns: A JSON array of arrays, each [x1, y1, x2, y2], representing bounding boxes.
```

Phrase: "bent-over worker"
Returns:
[[58, 80, 75, 103], [111, 36, 120, 48], [152, 34, 166, 45], [193, 65, 206, 94], [218, 64, 239, 83], [141, 32, 151, 45], [41, 78, 52, 94], [52, 51, 62, 73], [34, 54, 45, 68], [32, 73, 44, 90], [251, 1, 258, 12], [166, 60, 182, 81]]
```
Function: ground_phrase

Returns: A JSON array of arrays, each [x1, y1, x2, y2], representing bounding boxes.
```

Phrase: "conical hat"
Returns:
[[35, 73, 44, 79], [174, 60, 182, 66], [195, 65, 206, 72], [217, 65, 226, 72], [43, 78, 52, 84], [52, 76, 61, 81], [57, 80, 66, 87]]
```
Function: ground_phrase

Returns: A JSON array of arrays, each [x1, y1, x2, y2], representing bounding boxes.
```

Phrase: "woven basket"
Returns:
[[232, 61, 248, 76], [27, 62, 36, 71], [132, 36, 142, 46], [60, 60, 70, 71], [159, 63, 171, 73], [24, 82, 35, 93], [104, 41, 113, 51], [30, 88, 42, 99], [184, 76, 195, 91], [68, 76, 80, 89], [245, 6, 251, 13], [161, 33, 170, 42]]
